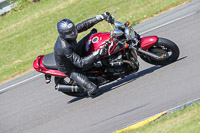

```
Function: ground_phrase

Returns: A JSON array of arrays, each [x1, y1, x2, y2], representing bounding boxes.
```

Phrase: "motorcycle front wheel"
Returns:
[[140, 37, 180, 65]]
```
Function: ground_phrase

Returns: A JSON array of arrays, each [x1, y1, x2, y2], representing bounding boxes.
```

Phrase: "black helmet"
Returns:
[[57, 19, 77, 40]]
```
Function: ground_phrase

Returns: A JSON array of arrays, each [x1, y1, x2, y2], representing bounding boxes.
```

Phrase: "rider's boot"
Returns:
[[83, 81, 98, 97]]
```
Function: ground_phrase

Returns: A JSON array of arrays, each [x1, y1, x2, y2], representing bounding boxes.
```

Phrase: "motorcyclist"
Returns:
[[54, 12, 114, 96]]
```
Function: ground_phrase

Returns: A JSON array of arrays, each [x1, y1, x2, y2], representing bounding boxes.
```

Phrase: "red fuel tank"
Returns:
[[85, 32, 111, 55]]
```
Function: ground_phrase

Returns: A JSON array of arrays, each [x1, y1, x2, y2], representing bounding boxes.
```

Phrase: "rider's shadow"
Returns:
[[95, 56, 187, 97], [95, 65, 162, 97], [68, 56, 187, 103], [68, 65, 161, 103]]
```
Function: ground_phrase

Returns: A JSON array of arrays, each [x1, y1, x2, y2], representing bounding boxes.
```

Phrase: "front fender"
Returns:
[[140, 36, 158, 50]]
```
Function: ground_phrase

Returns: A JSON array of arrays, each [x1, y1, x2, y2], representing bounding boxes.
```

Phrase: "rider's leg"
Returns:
[[69, 69, 98, 96]]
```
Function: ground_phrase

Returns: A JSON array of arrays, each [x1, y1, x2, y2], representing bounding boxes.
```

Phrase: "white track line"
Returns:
[[0, 73, 43, 93], [140, 11, 197, 35], [0, 12, 198, 93]]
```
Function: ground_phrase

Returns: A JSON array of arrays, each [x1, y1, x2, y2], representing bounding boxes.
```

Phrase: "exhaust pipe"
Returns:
[[55, 84, 83, 92]]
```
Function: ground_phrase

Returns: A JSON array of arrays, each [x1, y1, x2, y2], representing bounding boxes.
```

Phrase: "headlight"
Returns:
[[125, 27, 136, 40]]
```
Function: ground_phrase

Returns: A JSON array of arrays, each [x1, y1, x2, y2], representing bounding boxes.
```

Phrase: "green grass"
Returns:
[[0, 0, 189, 82], [123, 102, 200, 133]]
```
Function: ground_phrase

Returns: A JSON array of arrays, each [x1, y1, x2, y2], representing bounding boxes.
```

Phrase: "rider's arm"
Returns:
[[63, 47, 100, 69], [76, 17, 103, 33], [76, 12, 113, 33]]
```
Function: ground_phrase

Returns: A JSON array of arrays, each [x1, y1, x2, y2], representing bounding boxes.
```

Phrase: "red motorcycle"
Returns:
[[33, 15, 179, 97]]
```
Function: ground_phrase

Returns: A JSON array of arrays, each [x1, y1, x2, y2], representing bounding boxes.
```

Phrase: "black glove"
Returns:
[[103, 12, 114, 24], [96, 12, 114, 24]]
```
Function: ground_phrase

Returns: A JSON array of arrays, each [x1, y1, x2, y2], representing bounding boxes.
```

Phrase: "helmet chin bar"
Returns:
[[65, 34, 77, 40], [64, 28, 78, 40], [59, 29, 78, 40]]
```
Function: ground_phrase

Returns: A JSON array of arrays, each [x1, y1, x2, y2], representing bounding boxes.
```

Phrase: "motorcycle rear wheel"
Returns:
[[140, 37, 180, 65]]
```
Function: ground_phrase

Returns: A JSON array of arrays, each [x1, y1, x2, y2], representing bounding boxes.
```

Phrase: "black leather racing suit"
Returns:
[[54, 17, 102, 94]]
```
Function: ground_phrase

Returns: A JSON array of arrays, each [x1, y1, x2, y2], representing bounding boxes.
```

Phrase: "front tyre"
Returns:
[[140, 37, 180, 65]]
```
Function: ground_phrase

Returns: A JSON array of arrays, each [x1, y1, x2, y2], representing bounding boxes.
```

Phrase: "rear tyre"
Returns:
[[54, 77, 87, 97], [140, 37, 180, 65]]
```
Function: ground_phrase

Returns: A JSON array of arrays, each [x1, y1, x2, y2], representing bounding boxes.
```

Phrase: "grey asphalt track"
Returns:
[[1, 0, 200, 133]]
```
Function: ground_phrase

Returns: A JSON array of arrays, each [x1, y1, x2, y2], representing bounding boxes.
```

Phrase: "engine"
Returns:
[[103, 52, 128, 77], [102, 49, 139, 78], [88, 49, 139, 83]]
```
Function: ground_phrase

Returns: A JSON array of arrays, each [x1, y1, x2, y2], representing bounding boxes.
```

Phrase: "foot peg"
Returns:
[[45, 74, 51, 84]]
